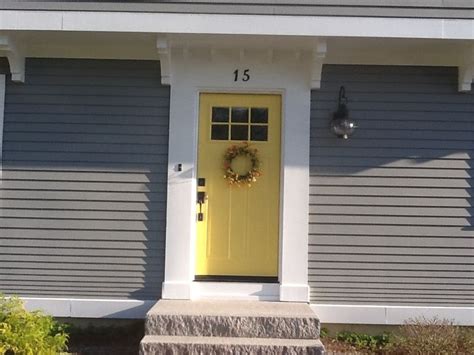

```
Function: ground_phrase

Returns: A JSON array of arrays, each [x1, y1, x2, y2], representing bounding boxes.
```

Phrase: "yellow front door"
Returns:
[[196, 93, 281, 278]]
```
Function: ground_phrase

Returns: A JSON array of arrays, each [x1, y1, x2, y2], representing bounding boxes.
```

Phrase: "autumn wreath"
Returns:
[[223, 142, 262, 187]]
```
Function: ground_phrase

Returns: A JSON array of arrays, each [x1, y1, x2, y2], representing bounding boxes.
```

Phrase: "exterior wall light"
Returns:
[[330, 86, 357, 139]]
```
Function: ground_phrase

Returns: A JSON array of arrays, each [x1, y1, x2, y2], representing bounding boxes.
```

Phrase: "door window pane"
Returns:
[[212, 107, 229, 123], [250, 126, 268, 141], [231, 125, 248, 140], [211, 124, 229, 140], [251, 108, 268, 123], [231, 107, 249, 123]]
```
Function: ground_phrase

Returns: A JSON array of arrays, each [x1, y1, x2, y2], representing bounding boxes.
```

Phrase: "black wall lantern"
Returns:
[[330, 86, 357, 139]]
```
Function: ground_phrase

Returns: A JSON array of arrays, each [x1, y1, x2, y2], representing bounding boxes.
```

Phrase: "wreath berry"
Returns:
[[223, 142, 262, 187]]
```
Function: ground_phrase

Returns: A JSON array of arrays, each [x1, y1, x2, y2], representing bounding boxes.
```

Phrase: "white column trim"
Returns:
[[312, 304, 474, 326], [0, 74, 5, 182]]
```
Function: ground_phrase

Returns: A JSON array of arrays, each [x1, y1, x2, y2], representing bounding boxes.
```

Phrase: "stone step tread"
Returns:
[[141, 335, 324, 347], [147, 300, 318, 318], [145, 300, 320, 339]]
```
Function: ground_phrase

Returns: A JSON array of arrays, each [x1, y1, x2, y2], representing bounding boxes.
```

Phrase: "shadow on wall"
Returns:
[[308, 65, 473, 306], [0, 58, 169, 304]]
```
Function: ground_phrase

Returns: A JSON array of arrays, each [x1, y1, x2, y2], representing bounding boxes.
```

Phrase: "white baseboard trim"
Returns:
[[161, 281, 192, 300], [279, 284, 309, 303], [22, 297, 157, 319], [311, 304, 474, 326]]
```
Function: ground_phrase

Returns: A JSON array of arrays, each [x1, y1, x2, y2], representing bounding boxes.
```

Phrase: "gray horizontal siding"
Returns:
[[0, 58, 169, 300], [309, 65, 474, 307], [1, 0, 472, 19]]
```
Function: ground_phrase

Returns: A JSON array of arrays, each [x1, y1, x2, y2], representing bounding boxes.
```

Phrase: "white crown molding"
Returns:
[[458, 46, 473, 92], [0, 35, 25, 82], [156, 35, 171, 86], [311, 39, 327, 89]]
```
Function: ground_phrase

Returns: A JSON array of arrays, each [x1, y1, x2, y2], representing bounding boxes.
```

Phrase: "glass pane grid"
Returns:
[[210, 105, 269, 142]]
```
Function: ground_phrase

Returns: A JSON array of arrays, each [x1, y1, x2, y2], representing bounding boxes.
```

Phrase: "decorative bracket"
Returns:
[[0, 35, 25, 83], [458, 46, 474, 92], [156, 36, 171, 86], [311, 39, 327, 89]]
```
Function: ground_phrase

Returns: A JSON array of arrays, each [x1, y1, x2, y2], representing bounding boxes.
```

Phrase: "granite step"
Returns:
[[145, 300, 320, 339], [140, 335, 325, 355]]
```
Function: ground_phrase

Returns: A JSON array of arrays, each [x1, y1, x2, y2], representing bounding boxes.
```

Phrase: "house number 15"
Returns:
[[233, 69, 250, 82]]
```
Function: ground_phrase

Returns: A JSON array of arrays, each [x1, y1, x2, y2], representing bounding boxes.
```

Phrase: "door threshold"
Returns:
[[191, 281, 280, 301], [194, 275, 278, 283]]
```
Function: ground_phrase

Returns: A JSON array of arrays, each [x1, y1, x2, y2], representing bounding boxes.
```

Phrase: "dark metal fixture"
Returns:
[[330, 86, 357, 139]]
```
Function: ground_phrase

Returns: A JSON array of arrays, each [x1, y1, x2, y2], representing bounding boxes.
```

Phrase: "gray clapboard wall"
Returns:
[[0, 0, 473, 19], [0, 58, 169, 300], [309, 65, 474, 306]]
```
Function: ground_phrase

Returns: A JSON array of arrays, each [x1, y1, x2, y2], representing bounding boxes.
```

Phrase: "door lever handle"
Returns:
[[197, 191, 206, 204], [197, 191, 206, 221]]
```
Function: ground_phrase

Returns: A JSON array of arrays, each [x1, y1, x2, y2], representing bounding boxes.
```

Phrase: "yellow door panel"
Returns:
[[196, 93, 281, 277]]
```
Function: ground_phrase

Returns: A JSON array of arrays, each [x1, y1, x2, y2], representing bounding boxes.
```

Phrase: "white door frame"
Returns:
[[161, 47, 312, 302]]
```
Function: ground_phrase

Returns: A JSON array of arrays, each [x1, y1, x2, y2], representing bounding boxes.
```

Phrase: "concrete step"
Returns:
[[145, 300, 320, 339], [140, 335, 326, 355]]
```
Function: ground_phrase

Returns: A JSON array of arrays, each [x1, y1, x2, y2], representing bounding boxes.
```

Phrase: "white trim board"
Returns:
[[0, 74, 5, 182], [22, 297, 156, 319], [162, 49, 311, 302], [0, 11, 472, 40], [312, 304, 474, 326]]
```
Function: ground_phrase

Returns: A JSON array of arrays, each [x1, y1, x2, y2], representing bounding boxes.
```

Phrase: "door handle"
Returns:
[[197, 191, 206, 221]]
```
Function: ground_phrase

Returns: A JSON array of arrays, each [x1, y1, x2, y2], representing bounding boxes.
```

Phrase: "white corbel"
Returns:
[[458, 46, 474, 92], [266, 49, 274, 64], [295, 50, 301, 62], [239, 49, 245, 63], [0, 35, 25, 83], [182, 47, 190, 61], [210, 48, 217, 62], [156, 36, 171, 85], [311, 39, 327, 89]]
